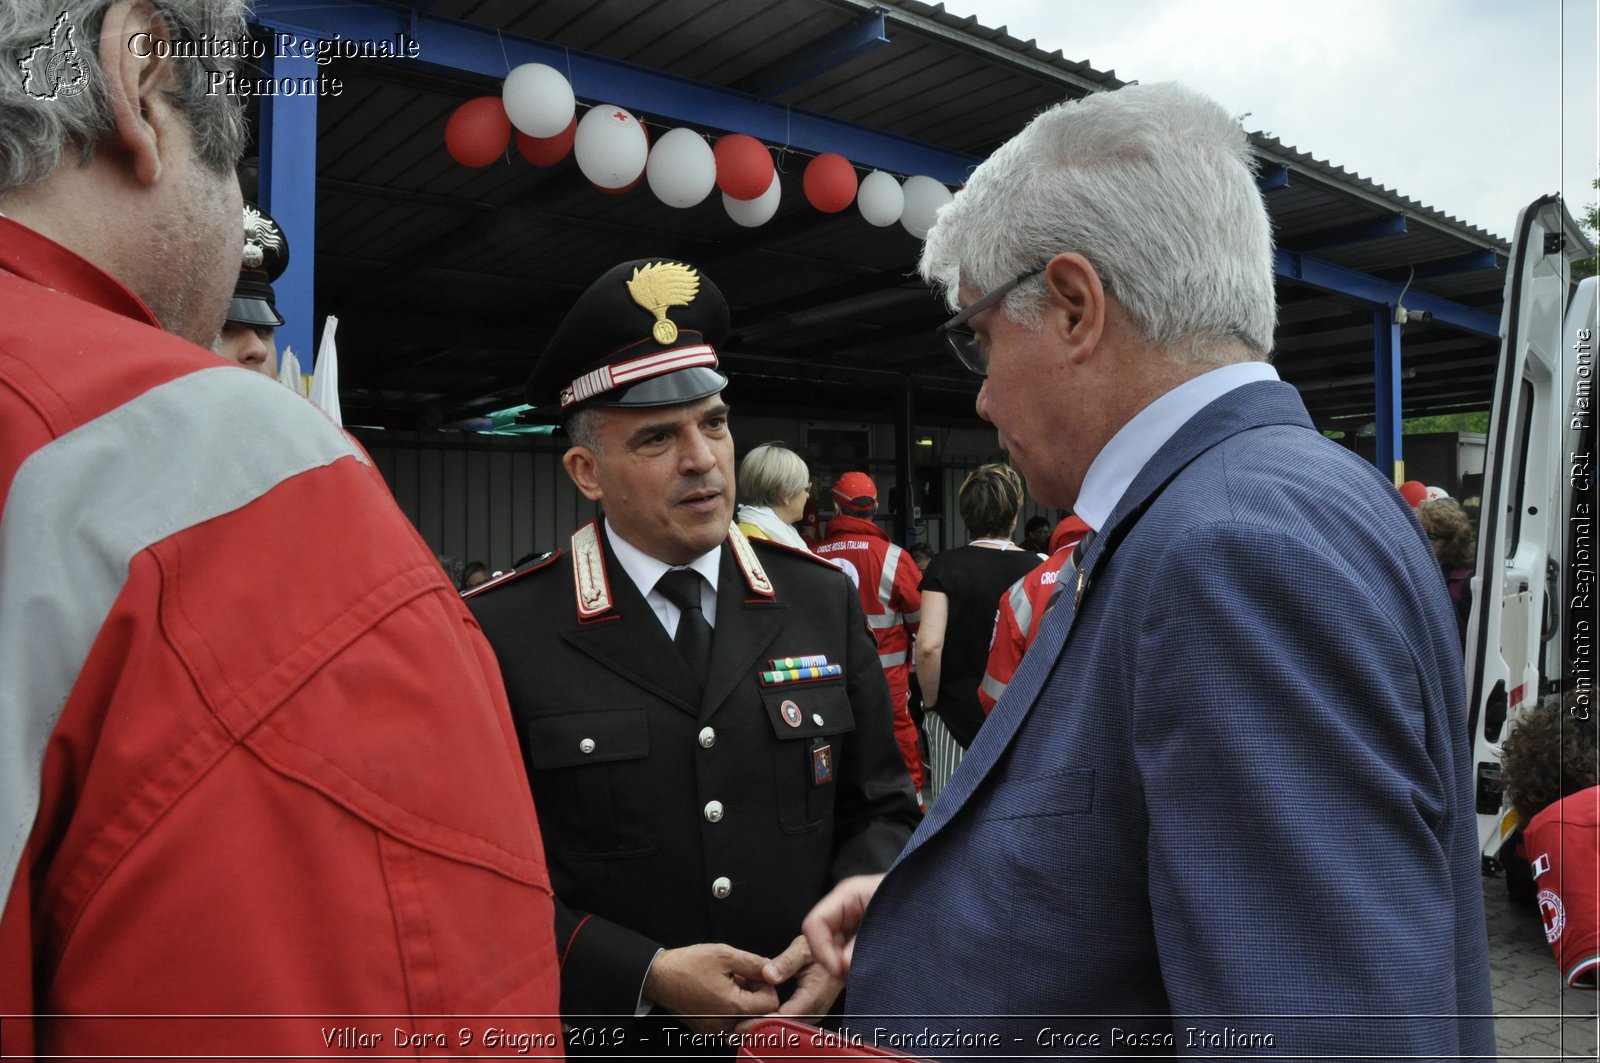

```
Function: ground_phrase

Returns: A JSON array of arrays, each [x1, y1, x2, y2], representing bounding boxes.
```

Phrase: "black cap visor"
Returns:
[[226, 294, 284, 328]]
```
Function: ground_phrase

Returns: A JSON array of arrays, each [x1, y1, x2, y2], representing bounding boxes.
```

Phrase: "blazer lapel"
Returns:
[[702, 545, 787, 722], [896, 380, 1314, 862], [561, 539, 703, 716]]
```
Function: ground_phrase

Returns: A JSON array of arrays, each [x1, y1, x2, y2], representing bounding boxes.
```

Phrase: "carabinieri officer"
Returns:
[[466, 259, 918, 1053]]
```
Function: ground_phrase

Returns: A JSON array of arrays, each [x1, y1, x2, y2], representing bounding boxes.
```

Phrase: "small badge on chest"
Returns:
[[810, 741, 834, 786]]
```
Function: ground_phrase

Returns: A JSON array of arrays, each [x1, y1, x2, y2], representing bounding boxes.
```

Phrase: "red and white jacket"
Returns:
[[1523, 785, 1599, 990], [0, 218, 562, 1057], [978, 517, 1091, 715], [815, 514, 924, 791]]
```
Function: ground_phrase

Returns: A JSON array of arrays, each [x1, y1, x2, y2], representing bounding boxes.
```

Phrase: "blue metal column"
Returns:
[[256, 46, 318, 376], [1372, 306, 1405, 485]]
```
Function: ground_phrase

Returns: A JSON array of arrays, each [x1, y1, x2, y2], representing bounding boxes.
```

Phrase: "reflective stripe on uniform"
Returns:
[[902, 609, 921, 624], [0, 367, 368, 901], [980, 672, 1008, 704], [866, 611, 903, 629], [1007, 577, 1034, 640], [878, 545, 903, 612], [878, 651, 908, 668]]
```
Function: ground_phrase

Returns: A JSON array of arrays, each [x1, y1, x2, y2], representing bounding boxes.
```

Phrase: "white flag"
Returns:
[[308, 316, 341, 425], [276, 345, 306, 397]]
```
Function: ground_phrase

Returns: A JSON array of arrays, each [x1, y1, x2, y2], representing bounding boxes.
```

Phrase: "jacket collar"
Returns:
[[823, 513, 889, 543], [895, 380, 1315, 860], [0, 216, 157, 326]]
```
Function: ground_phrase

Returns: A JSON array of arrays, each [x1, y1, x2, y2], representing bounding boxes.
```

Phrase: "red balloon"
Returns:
[[516, 117, 576, 166], [1399, 480, 1428, 508], [446, 96, 511, 167], [803, 153, 858, 213], [594, 174, 644, 196], [714, 133, 775, 201]]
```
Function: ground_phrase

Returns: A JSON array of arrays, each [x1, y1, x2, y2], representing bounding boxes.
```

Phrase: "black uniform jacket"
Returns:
[[468, 521, 919, 1023]]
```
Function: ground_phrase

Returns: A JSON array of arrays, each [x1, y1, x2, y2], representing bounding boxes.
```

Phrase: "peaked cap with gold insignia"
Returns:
[[522, 258, 730, 421]]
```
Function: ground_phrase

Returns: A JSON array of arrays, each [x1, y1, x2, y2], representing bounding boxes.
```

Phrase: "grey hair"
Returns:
[[564, 407, 603, 453], [0, 0, 250, 196], [738, 444, 809, 508], [920, 82, 1278, 366]]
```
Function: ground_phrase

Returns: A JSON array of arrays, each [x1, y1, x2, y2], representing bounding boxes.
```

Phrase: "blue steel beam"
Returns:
[[1407, 248, 1502, 280], [1371, 306, 1404, 483], [1256, 165, 1290, 193], [735, 9, 890, 99], [251, 0, 978, 184], [1274, 249, 1500, 337], [258, 46, 318, 377], [1288, 212, 1407, 253]]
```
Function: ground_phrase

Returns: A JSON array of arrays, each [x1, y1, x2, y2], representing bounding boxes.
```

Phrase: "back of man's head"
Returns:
[[0, 1, 248, 198], [919, 82, 1277, 367]]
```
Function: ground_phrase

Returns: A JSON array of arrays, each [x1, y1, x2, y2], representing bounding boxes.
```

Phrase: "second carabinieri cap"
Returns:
[[521, 258, 730, 423]]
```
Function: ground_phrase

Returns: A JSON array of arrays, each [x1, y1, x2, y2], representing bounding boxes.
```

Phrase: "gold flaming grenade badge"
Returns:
[[626, 262, 700, 345]]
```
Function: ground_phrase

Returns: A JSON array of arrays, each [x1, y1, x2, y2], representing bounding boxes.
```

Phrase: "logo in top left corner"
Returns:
[[20, 12, 87, 101]]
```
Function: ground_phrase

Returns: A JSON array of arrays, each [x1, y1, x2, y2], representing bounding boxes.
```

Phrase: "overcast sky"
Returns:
[[961, 0, 1598, 243]]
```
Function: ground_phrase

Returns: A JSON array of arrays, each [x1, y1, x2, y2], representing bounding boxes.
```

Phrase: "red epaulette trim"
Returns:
[[460, 550, 561, 601]]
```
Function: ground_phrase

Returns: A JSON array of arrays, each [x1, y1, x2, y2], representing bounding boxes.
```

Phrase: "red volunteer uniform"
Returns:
[[1523, 785, 1600, 990], [815, 513, 924, 791], [978, 518, 1089, 714], [0, 218, 562, 1057]]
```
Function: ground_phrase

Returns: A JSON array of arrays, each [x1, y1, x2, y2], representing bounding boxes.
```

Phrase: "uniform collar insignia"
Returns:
[[572, 521, 614, 618], [727, 523, 775, 599]]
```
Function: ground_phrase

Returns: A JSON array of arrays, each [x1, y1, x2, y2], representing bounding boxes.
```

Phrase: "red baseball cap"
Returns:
[[832, 471, 877, 513]]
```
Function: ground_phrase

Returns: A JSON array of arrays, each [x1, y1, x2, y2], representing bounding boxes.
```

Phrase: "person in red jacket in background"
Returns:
[[0, 2, 560, 1055], [1500, 692, 1599, 990], [816, 472, 926, 800], [978, 516, 1091, 714]]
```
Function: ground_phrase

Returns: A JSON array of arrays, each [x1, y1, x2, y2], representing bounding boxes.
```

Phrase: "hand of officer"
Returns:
[[644, 943, 781, 1035], [735, 934, 843, 1029], [800, 873, 885, 978]]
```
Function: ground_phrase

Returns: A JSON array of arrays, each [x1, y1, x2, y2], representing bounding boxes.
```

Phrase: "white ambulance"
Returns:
[[1468, 194, 1596, 896]]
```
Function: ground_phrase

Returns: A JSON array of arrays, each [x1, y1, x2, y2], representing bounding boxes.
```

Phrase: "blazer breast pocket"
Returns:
[[972, 767, 1095, 823], [523, 708, 656, 859]]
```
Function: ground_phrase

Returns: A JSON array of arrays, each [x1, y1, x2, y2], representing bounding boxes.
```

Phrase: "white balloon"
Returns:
[[857, 170, 904, 227], [723, 172, 780, 227], [900, 175, 954, 239], [574, 104, 648, 190], [646, 128, 717, 209], [502, 63, 574, 138]]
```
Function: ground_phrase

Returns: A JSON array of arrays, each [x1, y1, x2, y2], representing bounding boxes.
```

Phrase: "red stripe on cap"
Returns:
[[562, 344, 718, 409]]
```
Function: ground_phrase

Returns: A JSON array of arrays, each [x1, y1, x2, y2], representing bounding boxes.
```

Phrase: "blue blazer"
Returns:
[[846, 381, 1494, 1058]]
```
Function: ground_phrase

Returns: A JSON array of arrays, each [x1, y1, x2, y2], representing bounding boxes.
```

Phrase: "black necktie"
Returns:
[[657, 569, 712, 685]]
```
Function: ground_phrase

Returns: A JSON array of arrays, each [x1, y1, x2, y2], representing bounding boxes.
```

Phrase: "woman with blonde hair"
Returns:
[[735, 443, 812, 551], [915, 463, 1042, 801]]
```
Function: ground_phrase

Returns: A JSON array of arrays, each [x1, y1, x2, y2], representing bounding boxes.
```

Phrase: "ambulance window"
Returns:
[[1505, 379, 1534, 560]]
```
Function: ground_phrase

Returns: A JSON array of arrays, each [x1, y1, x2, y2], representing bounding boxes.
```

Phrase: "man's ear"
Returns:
[[563, 447, 605, 502], [1041, 252, 1107, 365], [98, 0, 178, 187]]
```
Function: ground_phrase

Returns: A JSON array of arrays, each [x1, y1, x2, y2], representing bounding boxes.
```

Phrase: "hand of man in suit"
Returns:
[[644, 942, 781, 1034], [734, 934, 844, 1030], [800, 874, 884, 978]]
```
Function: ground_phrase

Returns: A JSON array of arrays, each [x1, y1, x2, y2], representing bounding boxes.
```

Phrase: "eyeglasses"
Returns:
[[935, 266, 1045, 377]]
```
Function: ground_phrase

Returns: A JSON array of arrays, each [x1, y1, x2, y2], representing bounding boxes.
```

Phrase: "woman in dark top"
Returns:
[[916, 463, 1043, 802]]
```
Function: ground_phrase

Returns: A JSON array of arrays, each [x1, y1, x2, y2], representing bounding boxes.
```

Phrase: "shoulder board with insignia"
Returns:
[[726, 523, 775, 599], [572, 520, 615, 618], [460, 550, 560, 600], [745, 533, 855, 574]]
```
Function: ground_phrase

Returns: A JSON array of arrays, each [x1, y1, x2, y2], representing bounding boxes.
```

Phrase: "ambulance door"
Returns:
[[1467, 193, 1594, 860]]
